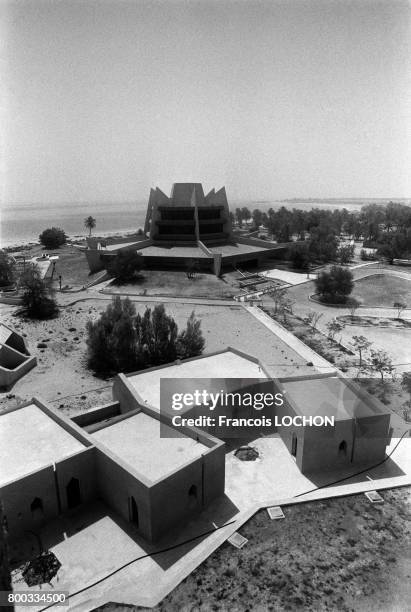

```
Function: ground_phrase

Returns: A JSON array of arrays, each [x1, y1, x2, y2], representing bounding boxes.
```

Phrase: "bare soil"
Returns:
[[94, 488, 411, 612], [261, 307, 358, 375]]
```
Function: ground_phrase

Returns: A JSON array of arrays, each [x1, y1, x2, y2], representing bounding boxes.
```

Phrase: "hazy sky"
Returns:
[[3, 0, 411, 204]]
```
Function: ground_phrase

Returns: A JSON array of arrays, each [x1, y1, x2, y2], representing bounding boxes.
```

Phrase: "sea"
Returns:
[[1, 198, 410, 249]]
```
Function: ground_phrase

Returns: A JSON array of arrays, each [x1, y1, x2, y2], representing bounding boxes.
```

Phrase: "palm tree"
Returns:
[[84, 216, 96, 237]]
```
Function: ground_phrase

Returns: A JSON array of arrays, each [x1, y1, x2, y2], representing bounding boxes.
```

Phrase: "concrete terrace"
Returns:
[[207, 243, 270, 255], [92, 412, 208, 482], [137, 244, 210, 258]]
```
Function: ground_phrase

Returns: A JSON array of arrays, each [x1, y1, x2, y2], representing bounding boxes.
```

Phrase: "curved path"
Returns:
[[261, 264, 411, 372]]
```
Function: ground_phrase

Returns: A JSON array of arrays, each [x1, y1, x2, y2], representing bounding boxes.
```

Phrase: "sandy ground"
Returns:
[[0, 297, 314, 416], [90, 488, 410, 612]]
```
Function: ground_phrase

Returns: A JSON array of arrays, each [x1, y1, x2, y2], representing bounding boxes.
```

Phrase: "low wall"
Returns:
[[71, 402, 120, 427], [0, 354, 37, 389]]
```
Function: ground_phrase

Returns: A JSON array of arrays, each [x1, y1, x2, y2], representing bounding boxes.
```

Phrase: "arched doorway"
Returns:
[[338, 440, 347, 457], [188, 485, 198, 509], [66, 478, 81, 509], [129, 496, 139, 526], [30, 497, 44, 519]]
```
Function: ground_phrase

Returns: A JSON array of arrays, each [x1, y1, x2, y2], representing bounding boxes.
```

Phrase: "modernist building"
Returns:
[[86, 183, 293, 275], [0, 349, 391, 548]]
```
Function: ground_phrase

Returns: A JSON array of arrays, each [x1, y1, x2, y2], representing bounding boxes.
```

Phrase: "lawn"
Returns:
[[104, 269, 236, 299], [352, 274, 411, 307]]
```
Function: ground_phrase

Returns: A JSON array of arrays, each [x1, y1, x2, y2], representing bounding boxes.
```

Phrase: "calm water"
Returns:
[[1, 198, 409, 248]]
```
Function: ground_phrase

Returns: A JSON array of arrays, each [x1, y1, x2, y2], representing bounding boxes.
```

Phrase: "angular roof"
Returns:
[[170, 183, 205, 206]]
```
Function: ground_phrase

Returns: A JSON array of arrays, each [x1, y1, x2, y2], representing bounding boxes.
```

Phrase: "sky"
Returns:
[[2, 0, 411, 204]]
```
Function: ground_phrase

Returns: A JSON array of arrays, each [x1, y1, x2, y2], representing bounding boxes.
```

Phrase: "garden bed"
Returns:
[[337, 315, 411, 329]]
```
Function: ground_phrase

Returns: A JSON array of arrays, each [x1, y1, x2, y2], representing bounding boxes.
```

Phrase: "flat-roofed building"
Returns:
[[0, 384, 225, 543], [277, 374, 392, 473], [0, 349, 392, 546]]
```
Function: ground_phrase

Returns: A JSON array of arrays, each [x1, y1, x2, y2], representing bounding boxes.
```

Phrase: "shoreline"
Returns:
[[2, 229, 143, 252]]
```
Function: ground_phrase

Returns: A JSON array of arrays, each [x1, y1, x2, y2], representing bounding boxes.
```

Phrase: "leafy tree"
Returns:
[[177, 311, 205, 359], [303, 311, 323, 332], [352, 335, 372, 370], [39, 227, 67, 249], [86, 296, 139, 373], [268, 285, 288, 314], [347, 297, 362, 319], [308, 224, 338, 263], [315, 266, 354, 303], [106, 250, 144, 284], [252, 209, 263, 231], [337, 244, 355, 264], [84, 216, 96, 237], [279, 294, 295, 323], [20, 265, 59, 319], [393, 300, 407, 319], [241, 207, 251, 226], [369, 349, 394, 383], [137, 304, 179, 366], [288, 244, 311, 271], [326, 319, 345, 341], [0, 251, 16, 287]]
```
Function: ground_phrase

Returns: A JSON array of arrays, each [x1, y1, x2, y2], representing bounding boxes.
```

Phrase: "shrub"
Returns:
[[106, 250, 144, 284], [0, 251, 16, 287], [86, 298, 205, 374], [20, 265, 59, 319], [177, 311, 205, 359], [39, 227, 67, 249], [288, 244, 311, 270], [315, 266, 354, 303]]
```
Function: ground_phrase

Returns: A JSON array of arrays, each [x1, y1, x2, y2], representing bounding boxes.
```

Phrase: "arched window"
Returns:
[[338, 440, 347, 456]]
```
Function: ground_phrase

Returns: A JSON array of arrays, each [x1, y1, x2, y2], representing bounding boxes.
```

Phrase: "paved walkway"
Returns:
[[243, 305, 336, 373], [260, 269, 316, 285]]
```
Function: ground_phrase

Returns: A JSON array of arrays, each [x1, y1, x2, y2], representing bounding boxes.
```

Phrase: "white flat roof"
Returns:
[[0, 404, 85, 487], [92, 412, 207, 482], [127, 351, 268, 411]]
